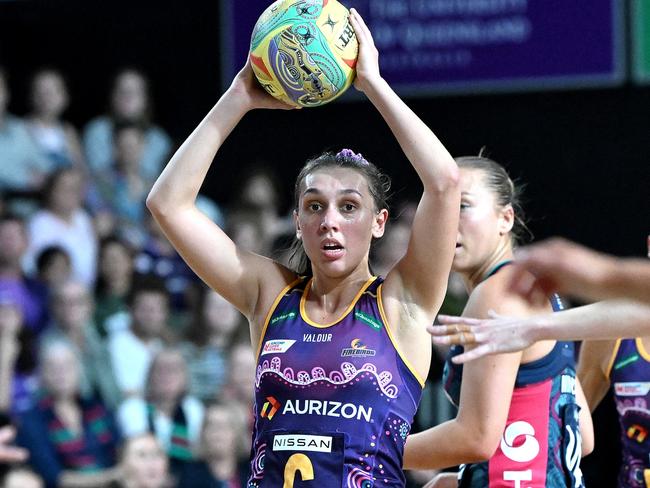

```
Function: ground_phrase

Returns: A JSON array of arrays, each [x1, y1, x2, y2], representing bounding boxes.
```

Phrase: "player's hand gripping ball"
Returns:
[[249, 0, 358, 108]]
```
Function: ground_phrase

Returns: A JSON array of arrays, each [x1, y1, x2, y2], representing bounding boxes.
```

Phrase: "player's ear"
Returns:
[[294, 210, 302, 239], [372, 209, 388, 238], [498, 204, 514, 236]]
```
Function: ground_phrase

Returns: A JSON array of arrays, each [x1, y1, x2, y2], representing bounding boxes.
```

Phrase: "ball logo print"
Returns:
[[249, 0, 358, 107]]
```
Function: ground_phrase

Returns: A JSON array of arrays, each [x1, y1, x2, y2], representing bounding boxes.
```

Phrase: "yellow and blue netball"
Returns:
[[249, 0, 358, 108]]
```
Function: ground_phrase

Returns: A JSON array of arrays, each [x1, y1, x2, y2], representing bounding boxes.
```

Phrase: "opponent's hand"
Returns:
[[428, 312, 536, 363], [348, 8, 381, 93], [509, 238, 612, 304], [228, 59, 297, 111], [0, 426, 28, 463]]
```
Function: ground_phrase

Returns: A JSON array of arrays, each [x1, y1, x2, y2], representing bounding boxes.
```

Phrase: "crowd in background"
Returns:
[[0, 65, 468, 487]]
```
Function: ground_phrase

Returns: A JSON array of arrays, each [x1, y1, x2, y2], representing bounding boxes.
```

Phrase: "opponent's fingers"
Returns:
[[0, 426, 16, 443], [0, 445, 28, 463], [429, 330, 477, 346], [0, 426, 28, 463], [450, 343, 493, 364], [437, 314, 482, 326], [428, 324, 453, 337], [427, 323, 471, 335]]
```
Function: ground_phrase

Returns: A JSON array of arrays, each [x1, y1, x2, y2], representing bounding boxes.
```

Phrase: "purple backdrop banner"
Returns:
[[221, 0, 624, 95]]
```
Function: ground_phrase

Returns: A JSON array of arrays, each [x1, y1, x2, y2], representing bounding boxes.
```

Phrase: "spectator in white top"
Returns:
[[107, 275, 171, 398], [25, 168, 97, 286]]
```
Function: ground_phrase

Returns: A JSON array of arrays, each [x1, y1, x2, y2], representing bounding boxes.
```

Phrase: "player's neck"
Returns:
[[309, 268, 372, 315], [465, 244, 513, 292]]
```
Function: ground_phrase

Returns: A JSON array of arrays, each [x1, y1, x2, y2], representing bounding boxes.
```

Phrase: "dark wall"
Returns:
[[2, 0, 648, 256]]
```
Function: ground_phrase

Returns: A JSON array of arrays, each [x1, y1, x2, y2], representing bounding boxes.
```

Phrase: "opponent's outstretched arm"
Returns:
[[430, 300, 650, 363], [509, 238, 650, 305]]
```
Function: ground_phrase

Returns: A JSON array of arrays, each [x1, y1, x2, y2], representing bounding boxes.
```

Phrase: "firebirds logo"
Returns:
[[341, 338, 376, 357]]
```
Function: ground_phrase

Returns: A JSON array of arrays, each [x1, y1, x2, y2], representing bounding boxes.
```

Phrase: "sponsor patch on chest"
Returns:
[[615, 382, 650, 396], [261, 339, 296, 355]]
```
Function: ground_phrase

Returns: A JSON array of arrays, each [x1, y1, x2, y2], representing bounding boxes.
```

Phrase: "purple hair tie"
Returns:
[[336, 148, 369, 165]]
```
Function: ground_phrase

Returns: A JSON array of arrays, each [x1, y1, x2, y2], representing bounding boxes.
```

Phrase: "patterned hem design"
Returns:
[[256, 357, 400, 398]]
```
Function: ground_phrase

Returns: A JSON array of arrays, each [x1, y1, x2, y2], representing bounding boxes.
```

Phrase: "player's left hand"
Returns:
[[348, 8, 381, 93]]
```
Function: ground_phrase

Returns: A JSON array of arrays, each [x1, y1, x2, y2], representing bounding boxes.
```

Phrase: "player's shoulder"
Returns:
[[466, 268, 536, 318]]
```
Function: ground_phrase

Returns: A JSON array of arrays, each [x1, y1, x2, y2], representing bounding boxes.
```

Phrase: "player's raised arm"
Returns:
[[349, 9, 460, 318], [146, 61, 295, 322]]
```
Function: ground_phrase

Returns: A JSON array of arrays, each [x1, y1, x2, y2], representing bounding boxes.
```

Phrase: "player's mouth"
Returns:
[[321, 239, 345, 260]]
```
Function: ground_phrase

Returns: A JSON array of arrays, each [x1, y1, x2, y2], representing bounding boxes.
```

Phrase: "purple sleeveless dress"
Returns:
[[608, 338, 650, 487], [248, 276, 423, 488]]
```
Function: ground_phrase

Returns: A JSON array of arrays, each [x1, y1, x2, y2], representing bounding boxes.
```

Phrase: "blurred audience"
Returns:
[[220, 343, 256, 453], [134, 215, 199, 323], [117, 348, 204, 473], [0, 214, 46, 333], [177, 402, 249, 487], [25, 168, 98, 286], [26, 69, 84, 171], [89, 121, 151, 247], [109, 433, 171, 488], [0, 67, 50, 192], [35, 246, 72, 295], [231, 165, 292, 251], [180, 286, 245, 403], [83, 68, 171, 183], [40, 281, 120, 409], [16, 341, 120, 488], [94, 236, 136, 337], [107, 275, 171, 398], [0, 292, 38, 415]]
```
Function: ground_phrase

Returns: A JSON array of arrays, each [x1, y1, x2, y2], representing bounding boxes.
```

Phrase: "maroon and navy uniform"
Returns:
[[443, 268, 584, 487], [248, 276, 423, 488]]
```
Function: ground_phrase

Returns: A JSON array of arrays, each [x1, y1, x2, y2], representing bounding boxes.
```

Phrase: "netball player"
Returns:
[[147, 9, 460, 487], [403, 156, 593, 487]]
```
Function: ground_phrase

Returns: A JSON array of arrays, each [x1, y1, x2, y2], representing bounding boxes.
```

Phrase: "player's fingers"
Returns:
[[349, 8, 371, 43], [348, 9, 364, 39], [351, 9, 375, 44]]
